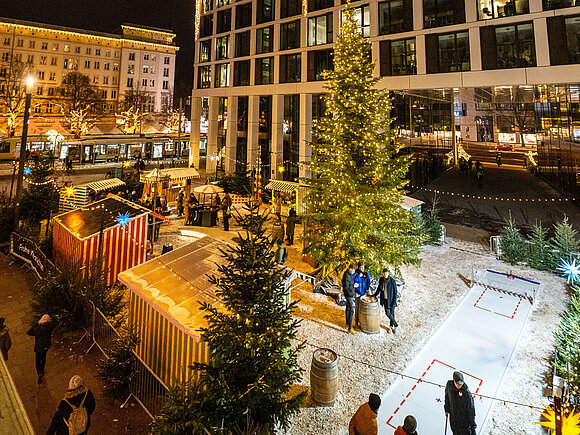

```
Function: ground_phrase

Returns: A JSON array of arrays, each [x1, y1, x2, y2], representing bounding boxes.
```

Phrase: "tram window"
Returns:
[[0, 141, 10, 153]]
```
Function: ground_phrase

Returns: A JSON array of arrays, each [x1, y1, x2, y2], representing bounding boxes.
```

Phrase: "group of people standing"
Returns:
[[1, 314, 96, 434], [349, 370, 476, 435], [342, 264, 399, 335], [458, 157, 484, 188]]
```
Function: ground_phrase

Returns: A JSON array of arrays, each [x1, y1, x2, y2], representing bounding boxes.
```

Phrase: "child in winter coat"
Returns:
[[394, 415, 418, 435], [0, 317, 12, 361]]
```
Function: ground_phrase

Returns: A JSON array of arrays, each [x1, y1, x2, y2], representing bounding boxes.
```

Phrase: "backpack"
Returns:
[[64, 391, 88, 435]]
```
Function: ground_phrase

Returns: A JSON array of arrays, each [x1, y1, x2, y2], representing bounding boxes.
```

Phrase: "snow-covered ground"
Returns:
[[285, 238, 568, 435]]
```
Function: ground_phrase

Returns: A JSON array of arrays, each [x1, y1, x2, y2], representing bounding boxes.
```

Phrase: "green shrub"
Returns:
[[500, 216, 527, 265], [527, 222, 553, 271], [551, 216, 579, 263], [97, 327, 139, 399]]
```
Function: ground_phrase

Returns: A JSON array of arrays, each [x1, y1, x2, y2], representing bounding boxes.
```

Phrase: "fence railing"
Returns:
[[88, 301, 168, 418], [9, 232, 55, 279]]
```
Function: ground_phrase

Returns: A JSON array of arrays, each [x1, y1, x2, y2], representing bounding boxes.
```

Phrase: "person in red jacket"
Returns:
[[394, 415, 418, 435], [349, 393, 381, 435]]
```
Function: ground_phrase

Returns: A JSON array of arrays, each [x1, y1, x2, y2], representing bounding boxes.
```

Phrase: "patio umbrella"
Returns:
[[193, 184, 224, 194]]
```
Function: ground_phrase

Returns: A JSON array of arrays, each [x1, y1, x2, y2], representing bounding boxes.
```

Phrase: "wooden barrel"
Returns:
[[359, 295, 380, 334], [310, 348, 338, 406]]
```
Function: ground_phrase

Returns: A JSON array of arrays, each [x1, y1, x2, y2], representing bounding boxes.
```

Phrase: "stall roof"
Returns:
[[118, 236, 229, 339], [85, 178, 126, 193], [401, 196, 424, 211], [264, 180, 300, 193], [141, 167, 200, 183], [54, 195, 150, 240]]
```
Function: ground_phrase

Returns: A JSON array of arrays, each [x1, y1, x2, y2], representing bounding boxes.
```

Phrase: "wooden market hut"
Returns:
[[59, 178, 126, 213], [52, 195, 150, 285], [140, 167, 200, 204], [117, 236, 230, 387]]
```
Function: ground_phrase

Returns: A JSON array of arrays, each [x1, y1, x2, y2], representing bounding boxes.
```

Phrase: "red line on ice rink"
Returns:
[[473, 287, 523, 319], [386, 360, 484, 429]]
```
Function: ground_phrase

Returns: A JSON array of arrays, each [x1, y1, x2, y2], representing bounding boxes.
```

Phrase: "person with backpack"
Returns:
[[47, 375, 96, 435]]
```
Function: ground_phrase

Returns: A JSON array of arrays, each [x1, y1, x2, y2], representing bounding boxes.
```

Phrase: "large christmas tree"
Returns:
[[302, 7, 422, 276], [189, 202, 304, 431]]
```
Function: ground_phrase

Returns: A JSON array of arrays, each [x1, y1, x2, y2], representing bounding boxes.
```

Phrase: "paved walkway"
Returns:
[[377, 277, 535, 434], [411, 165, 580, 233], [0, 252, 150, 434]]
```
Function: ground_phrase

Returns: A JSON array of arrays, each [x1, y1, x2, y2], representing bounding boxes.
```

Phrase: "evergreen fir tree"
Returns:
[[500, 215, 527, 265], [97, 327, 139, 399], [20, 154, 59, 228], [553, 284, 580, 399], [302, 7, 422, 277], [189, 202, 304, 431], [551, 216, 579, 262], [422, 200, 442, 244], [528, 222, 552, 271]]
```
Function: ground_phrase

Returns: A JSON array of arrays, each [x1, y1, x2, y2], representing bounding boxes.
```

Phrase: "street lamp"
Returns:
[[13, 76, 34, 230]]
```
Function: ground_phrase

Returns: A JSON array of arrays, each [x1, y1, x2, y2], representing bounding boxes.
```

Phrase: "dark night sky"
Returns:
[[3, 0, 195, 98]]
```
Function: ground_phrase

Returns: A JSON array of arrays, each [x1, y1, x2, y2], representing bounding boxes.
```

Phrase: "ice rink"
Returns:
[[377, 272, 539, 434]]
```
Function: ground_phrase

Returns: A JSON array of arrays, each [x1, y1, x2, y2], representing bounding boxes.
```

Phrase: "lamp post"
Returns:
[[13, 76, 34, 230]]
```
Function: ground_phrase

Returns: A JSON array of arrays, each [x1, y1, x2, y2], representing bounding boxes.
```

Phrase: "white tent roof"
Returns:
[[401, 196, 424, 211], [118, 236, 230, 340]]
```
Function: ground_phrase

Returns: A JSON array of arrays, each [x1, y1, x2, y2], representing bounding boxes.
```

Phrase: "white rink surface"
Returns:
[[377, 284, 533, 434]]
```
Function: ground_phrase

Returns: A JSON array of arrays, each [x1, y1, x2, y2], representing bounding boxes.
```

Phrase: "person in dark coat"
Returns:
[[286, 208, 297, 245], [222, 193, 232, 231], [27, 314, 56, 384], [176, 189, 185, 217], [394, 415, 418, 435], [0, 317, 12, 361], [47, 375, 96, 435], [444, 371, 476, 435], [353, 263, 371, 327], [372, 269, 398, 332], [342, 265, 359, 334]]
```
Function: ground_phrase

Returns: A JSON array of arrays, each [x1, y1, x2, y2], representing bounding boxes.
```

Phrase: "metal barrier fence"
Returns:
[[88, 301, 168, 418]]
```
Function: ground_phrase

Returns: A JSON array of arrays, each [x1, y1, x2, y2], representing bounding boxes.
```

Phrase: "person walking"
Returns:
[[222, 193, 232, 231], [275, 193, 282, 222], [444, 371, 476, 435], [342, 264, 359, 334], [0, 317, 12, 361], [349, 393, 381, 435], [354, 262, 371, 328], [286, 208, 297, 246], [275, 240, 288, 265], [373, 269, 399, 333], [495, 152, 502, 167], [47, 375, 96, 435], [27, 314, 56, 384], [176, 189, 185, 217], [394, 415, 418, 435]]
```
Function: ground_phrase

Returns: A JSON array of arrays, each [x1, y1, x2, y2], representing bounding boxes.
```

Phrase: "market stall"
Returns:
[[140, 167, 200, 204], [59, 178, 126, 213], [118, 236, 229, 387], [52, 195, 150, 285], [264, 180, 300, 217]]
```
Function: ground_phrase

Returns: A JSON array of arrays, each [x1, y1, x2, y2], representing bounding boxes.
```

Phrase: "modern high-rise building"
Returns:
[[190, 0, 580, 189], [0, 18, 178, 131]]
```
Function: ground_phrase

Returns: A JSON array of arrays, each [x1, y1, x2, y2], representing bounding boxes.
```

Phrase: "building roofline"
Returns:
[[121, 23, 175, 36], [0, 17, 178, 48]]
